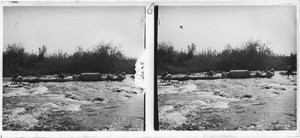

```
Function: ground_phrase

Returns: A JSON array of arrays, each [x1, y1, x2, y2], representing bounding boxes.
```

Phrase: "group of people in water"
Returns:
[[10, 71, 127, 85], [160, 72, 172, 83], [9, 66, 295, 85], [11, 73, 23, 85], [159, 67, 295, 83], [107, 72, 126, 81], [254, 68, 275, 78], [159, 70, 217, 83]]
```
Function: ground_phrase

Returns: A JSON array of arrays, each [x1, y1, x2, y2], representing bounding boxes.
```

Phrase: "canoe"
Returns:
[[23, 78, 73, 83], [22, 75, 123, 83], [229, 70, 250, 78], [171, 76, 222, 81], [279, 72, 297, 75], [79, 73, 104, 81], [3, 84, 23, 88]]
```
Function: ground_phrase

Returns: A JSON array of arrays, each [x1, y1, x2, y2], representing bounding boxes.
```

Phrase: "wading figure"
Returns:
[[221, 72, 229, 78], [36, 74, 42, 78], [266, 71, 273, 78], [287, 66, 293, 78], [36, 71, 42, 78], [72, 75, 80, 81], [185, 72, 192, 76], [11, 74, 18, 84], [11, 74, 23, 85], [160, 72, 167, 83], [207, 70, 213, 77], [255, 70, 262, 78], [266, 68, 275, 78], [161, 72, 172, 83], [57, 73, 65, 79], [107, 73, 114, 81], [117, 72, 126, 82]]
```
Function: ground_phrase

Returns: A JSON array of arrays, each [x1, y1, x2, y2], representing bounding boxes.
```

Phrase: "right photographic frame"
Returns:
[[155, 5, 297, 131]]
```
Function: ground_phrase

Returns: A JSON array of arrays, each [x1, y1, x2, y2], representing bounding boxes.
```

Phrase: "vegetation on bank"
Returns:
[[3, 42, 136, 77], [157, 40, 297, 74]]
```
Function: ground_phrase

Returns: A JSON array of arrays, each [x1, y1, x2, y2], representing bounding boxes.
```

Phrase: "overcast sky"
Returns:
[[158, 6, 297, 55], [4, 6, 145, 58]]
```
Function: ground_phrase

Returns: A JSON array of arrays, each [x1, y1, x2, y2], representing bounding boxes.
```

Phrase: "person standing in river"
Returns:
[[287, 66, 293, 78]]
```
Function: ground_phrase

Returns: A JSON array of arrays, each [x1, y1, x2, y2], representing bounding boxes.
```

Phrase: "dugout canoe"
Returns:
[[279, 72, 297, 75], [3, 84, 24, 88], [22, 78, 73, 83], [165, 69, 274, 81], [22, 77, 123, 83], [228, 70, 250, 78], [168, 75, 272, 81], [78, 73, 106, 81], [171, 76, 222, 81], [78, 73, 124, 81], [21, 73, 125, 83]]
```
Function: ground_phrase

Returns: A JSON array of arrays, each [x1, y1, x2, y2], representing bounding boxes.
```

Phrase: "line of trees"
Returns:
[[3, 42, 137, 77], [157, 40, 297, 74]]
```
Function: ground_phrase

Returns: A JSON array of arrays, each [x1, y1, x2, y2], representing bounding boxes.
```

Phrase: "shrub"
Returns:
[[3, 42, 137, 77], [157, 39, 296, 73]]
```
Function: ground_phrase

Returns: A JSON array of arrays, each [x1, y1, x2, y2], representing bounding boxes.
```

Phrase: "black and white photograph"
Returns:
[[3, 6, 145, 131], [157, 6, 297, 130]]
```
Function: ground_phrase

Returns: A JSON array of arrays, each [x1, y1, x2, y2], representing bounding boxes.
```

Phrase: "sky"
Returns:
[[158, 6, 297, 55], [4, 6, 145, 58]]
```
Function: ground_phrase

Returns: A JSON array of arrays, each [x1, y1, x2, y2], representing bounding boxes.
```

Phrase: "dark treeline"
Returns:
[[3, 43, 136, 77], [157, 40, 297, 74]]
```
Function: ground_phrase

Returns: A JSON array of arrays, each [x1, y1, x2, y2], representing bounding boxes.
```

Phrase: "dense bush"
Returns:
[[3, 43, 136, 77], [157, 40, 297, 74]]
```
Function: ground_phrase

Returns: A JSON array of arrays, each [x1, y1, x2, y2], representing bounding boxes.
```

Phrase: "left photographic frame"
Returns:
[[2, 3, 146, 131]]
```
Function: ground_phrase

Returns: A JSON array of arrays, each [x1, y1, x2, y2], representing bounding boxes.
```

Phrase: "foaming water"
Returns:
[[30, 86, 48, 95], [60, 104, 81, 111], [11, 108, 26, 116], [11, 114, 39, 128], [4, 88, 28, 97], [179, 83, 198, 93], [4, 86, 49, 97]]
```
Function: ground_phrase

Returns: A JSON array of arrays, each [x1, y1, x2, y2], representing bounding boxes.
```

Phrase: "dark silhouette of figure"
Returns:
[[185, 72, 192, 76], [266, 68, 275, 78], [107, 73, 114, 81], [117, 72, 126, 81], [287, 66, 293, 78], [11, 73, 22, 85], [207, 70, 213, 77], [160, 72, 171, 83], [57, 73, 65, 79], [160, 72, 168, 83]]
